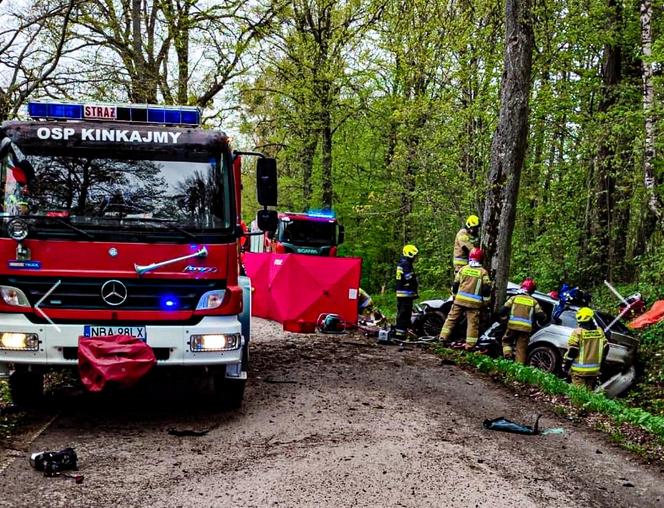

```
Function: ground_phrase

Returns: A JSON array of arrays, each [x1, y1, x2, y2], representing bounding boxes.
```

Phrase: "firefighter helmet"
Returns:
[[520, 278, 537, 294], [468, 247, 484, 263], [466, 215, 480, 228], [576, 307, 594, 323], [402, 244, 419, 258]]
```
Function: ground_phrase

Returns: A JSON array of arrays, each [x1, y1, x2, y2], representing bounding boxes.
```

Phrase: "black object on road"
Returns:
[[30, 448, 78, 476], [483, 415, 542, 435]]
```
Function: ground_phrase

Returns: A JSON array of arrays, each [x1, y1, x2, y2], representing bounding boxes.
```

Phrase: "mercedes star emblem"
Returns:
[[100, 280, 128, 306]]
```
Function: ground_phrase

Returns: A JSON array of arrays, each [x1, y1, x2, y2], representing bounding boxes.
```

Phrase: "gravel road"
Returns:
[[1, 318, 662, 507]]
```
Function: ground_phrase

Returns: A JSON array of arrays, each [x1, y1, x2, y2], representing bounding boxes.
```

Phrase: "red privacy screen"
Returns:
[[244, 252, 362, 332]]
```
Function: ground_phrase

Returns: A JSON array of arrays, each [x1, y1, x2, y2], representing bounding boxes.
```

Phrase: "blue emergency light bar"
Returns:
[[27, 101, 201, 126], [307, 209, 336, 219]]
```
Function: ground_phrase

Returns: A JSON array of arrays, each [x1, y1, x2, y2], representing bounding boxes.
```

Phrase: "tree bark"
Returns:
[[591, 0, 622, 282], [481, 0, 534, 309], [640, 0, 663, 231]]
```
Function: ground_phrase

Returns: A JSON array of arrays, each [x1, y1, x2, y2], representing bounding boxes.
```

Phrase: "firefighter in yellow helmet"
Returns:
[[499, 278, 546, 363], [563, 307, 608, 389], [453, 215, 481, 272], [439, 248, 492, 349], [395, 244, 419, 339]]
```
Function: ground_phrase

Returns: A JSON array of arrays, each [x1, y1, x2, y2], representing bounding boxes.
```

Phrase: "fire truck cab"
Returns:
[[265, 211, 344, 256], [0, 101, 278, 407]]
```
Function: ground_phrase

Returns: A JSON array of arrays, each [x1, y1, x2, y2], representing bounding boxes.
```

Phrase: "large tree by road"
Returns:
[[482, 0, 534, 308]]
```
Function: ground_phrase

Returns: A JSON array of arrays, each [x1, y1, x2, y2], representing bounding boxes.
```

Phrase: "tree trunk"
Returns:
[[321, 105, 333, 208], [301, 133, 318, 209], [640, 0, 663, 231], [592, 0, 622, 282], [481, 0, 534, 309]]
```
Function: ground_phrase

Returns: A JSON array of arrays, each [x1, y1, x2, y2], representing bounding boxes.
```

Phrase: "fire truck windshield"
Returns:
[[278, 219, 337, 247], [0, 151, 232, 242]]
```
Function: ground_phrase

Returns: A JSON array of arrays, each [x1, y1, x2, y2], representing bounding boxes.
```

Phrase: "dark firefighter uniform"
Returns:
[[501, 294, 545, 363], [564, 308, 608, 389], [439, 261, 491, 348], [395, 245, 418, 337]]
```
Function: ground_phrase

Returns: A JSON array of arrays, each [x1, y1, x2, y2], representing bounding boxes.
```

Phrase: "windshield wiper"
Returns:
[[111, 217, 200, 241], [29, 216, 94, 239]]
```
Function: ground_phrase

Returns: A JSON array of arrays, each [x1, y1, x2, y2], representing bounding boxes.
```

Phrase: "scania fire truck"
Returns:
[[0, 101, 278, 407], [264, 211, 344, 256]]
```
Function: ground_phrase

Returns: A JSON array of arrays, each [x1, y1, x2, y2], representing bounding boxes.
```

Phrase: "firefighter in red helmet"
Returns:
[[439, 248, 492, 349], [499, 278, 546, 364]]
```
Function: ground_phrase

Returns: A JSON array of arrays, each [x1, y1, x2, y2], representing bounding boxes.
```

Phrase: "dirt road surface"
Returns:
[[1, 319, 663, 507]]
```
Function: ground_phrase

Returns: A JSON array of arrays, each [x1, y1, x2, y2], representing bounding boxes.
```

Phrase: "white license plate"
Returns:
[[83, 325, 147, 341]]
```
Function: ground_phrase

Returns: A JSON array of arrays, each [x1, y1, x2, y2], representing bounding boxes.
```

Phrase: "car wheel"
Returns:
[[527, 345, 561, 374], [421, 311, 446, 337]]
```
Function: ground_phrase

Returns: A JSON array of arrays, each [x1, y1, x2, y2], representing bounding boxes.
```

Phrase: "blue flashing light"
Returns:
[[28, 102, 83, 120], [307, 209, 336, 219], [27, 101, 201, 126], [160, 295, 180, 311]]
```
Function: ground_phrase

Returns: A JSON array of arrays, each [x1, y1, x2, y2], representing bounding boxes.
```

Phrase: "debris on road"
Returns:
[[29, 447, 78, 476], [483, 415, 542, 435], [167, 427, 213, 437]]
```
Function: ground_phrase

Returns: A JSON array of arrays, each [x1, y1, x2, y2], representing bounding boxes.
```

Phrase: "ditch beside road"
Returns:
[[1, 318, 663, 507]]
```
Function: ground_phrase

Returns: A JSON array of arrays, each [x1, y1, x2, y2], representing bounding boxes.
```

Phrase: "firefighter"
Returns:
[[439, 248, 492, 349], [395, 244, 419, 338], [563, 307, 608, 389], [357, 288, 374, 317], [500, 278, 546, 364], [453, 214, 481, 272]]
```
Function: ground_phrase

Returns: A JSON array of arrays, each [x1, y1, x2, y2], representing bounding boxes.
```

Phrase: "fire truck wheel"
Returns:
[[9, 368, 44, 408], [213, 372, 246, 410]]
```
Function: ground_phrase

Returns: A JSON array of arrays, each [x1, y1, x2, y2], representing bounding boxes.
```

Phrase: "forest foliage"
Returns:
[[1, 0, 663, 298]]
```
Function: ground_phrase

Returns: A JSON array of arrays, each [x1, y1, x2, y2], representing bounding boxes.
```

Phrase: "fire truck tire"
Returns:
[[9, 368, 44, 408], [213, 373, 246, 410]]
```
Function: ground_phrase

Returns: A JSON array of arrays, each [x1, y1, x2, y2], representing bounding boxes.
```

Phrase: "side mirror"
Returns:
[[256, 209, 278, 233], [0, 138, 13, 160], [338, 224, 345, 245], [256, 158, 277, 207]]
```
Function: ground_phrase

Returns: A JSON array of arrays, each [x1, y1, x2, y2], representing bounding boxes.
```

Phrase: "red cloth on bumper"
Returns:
[[78, 335, 156, 393]]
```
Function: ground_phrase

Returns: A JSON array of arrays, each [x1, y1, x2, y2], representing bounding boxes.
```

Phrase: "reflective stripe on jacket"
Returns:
[[566, 327, 607, 376], [396, 256, 418, 299], [453, 265, 491, 309], [453, 228, 478, 267], [503, 294, 542, 332]]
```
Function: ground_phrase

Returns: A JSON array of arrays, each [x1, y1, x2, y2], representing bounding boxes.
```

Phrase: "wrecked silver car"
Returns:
[[413, 284, 639, 395]]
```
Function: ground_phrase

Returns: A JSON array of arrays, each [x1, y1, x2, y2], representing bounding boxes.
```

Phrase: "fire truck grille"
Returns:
[[6, 276, 223, 311]]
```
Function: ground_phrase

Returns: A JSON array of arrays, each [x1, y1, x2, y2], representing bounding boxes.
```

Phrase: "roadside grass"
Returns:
[[434, 346, 664, 451]]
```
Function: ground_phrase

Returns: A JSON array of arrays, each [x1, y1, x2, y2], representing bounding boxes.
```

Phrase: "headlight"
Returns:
[[190, 333, 240, 352], [195, 290, 225, 310], [0, 332, 39, 351], [0, 286, 30, 307]]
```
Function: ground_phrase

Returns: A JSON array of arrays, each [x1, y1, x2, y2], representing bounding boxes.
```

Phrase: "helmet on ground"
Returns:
[[469, 247, 484, 263], [520, 278, 537, 294], [402, 244, 418, 258], [466, 215, 480, 229], [576, 307, 594, 323]]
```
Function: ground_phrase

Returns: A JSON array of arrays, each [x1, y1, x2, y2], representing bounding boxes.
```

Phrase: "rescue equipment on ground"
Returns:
[[30, 448, 78, 476]]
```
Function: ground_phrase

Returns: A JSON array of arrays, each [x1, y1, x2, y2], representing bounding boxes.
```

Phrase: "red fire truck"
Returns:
[[0, 101, 278, 407], [264, 211, 344, 256]]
